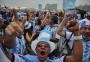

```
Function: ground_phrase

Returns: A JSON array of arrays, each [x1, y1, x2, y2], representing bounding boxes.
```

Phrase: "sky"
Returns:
[[75, 0, 90, 6], [0, 0, 63, 10], [0, 0, 90, 10]]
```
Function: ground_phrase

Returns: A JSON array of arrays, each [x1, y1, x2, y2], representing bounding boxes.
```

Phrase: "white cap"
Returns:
[[79, 20, 90, 28], [31, 32, 56, 54]]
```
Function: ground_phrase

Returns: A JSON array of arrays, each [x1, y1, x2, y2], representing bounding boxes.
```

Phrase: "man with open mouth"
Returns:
[[22, 31, 56, 62], [36, 41, 51, 61]]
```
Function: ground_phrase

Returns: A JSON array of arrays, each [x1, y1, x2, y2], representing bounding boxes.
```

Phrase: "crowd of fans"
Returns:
[[0, 6, 90, 62]]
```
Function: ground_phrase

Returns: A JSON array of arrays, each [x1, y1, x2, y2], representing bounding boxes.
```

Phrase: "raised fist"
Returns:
[[66, 20, 79, 32], [5, 21, 24, 36]]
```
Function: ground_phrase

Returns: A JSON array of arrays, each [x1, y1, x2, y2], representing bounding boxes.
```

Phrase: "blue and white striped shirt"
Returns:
[[82, 40, 90, 62], [10, 35, 26, 55]]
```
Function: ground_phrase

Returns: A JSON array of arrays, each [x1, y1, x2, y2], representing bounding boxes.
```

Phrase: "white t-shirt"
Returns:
[[0, 47, 11, 62], [55, 31, 74, 50]]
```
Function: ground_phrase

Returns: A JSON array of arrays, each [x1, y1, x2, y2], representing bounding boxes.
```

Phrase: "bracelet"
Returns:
[[73, 35, 82, 40]]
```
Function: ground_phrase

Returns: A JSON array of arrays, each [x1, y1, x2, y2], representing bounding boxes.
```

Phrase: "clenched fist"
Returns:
[[5, 21, 24, 36], [66, 20, 79, 32]]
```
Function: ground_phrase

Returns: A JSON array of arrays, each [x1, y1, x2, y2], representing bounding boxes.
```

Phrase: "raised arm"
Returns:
[[65, 21, 83, 62], [56, 12, 74, 37]]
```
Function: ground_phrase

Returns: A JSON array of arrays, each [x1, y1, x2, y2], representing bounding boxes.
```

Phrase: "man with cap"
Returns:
[[0, 30, 56, 62], [24, 32, 56, 62], [79, 20, 90, 62], [56, 12, 90, 62]]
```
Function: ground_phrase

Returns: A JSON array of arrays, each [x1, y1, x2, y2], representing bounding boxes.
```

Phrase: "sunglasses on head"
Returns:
[[37, 44, 50, 48]]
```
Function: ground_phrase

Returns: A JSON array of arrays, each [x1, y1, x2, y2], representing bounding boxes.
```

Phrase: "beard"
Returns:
[[83, 37, 90, 41], [83, 33, 90, 41]]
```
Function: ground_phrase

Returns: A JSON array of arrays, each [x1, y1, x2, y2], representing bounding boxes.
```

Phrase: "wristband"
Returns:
[[73, 35, 82, 40]]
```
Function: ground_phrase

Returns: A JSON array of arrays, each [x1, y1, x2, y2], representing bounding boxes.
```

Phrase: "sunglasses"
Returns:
[[37, 44, 50, 48]]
